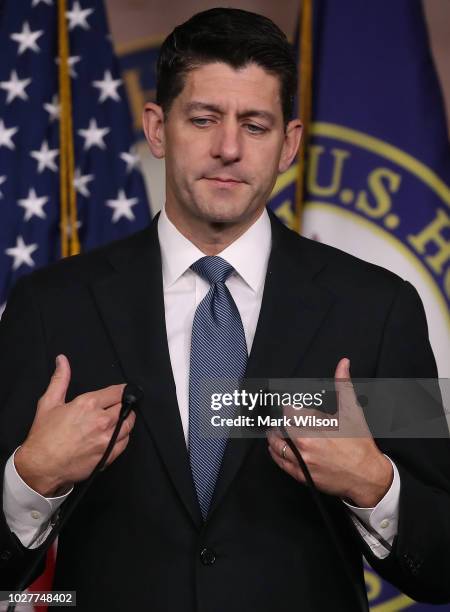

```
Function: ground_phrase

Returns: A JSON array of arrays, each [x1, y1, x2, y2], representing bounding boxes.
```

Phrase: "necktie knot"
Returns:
[[191, 256, 234, 285]]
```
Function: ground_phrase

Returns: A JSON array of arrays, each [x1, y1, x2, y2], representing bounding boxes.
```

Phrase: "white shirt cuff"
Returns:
[[2, 447, 72, 548], [343, 456, 400, 559]]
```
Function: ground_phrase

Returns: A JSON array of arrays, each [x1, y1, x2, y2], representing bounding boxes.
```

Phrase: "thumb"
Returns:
[[41, 354, 71, 408], [334, 357, 351, 381], [334, 357, 357, 411], [334, 357, 370, 436]]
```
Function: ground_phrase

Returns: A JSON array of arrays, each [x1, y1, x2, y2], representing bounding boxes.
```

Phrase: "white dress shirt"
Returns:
[[2, 206, 400, 557]]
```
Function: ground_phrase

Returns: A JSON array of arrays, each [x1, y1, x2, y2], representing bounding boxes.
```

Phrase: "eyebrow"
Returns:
[[184, 101, 276, 125]]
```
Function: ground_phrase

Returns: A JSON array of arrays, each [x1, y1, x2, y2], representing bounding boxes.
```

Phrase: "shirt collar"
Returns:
[[158, 206, 271, 292]]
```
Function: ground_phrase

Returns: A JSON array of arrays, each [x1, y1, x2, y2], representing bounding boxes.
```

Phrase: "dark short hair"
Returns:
[[156, 8, 297, 125]]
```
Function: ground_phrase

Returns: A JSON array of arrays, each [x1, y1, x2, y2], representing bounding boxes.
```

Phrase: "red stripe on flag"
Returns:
[[28, 546, 56, 612]]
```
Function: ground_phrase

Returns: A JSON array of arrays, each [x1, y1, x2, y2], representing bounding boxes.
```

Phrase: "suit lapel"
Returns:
[[91, 217, 203, 529], [208, 212, 336, 517], [246, 213, 336, 379]]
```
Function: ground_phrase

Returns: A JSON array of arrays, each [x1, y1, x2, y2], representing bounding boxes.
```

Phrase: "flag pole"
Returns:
[[58, 0, 79, 257], [293, 0, 313, 234]]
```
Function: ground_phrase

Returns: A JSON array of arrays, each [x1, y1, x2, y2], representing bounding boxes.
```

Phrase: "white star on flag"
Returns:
[[120, 148, 140, 173], [106, 189, 139, 222], [0, 70, 32, 104], [66, 1, 94, 31], [56, 55, 81, 78], [74, 168, 94, 197], [92, 70, 122, 103], [0, 176, 6, 199], [5, 236, 38, 270], [0, 120, 18, 150], [10, 21, 44, 55], [30, 140, 59, 173], [32, 0, 53, 6], [78, 118, 110, 150], [44, 94, 60, 122], [17, 188, 49, 221]]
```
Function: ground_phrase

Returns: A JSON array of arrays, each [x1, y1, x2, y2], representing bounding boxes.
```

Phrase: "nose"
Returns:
[[210, 119, 242, 164]]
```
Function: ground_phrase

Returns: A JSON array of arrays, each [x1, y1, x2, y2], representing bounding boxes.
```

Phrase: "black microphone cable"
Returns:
[[6, 383, 143, 612]]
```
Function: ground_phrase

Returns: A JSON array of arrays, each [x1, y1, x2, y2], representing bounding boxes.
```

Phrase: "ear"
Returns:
[[278, 119, 303, 174], [142, 102, 165, 159]]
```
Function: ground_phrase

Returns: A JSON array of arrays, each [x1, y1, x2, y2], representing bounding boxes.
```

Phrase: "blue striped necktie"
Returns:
[[189, 256, 248, 520]]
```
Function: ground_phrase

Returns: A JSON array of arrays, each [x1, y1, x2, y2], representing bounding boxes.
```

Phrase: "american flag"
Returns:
[[0, 1, 151, 608], [0, 0, 151, 319]]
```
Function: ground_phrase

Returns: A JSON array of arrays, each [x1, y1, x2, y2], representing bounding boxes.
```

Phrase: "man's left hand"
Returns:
[[267, 358, 393, 507]]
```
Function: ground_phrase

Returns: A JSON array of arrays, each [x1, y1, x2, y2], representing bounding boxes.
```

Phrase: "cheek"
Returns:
[[251, 150, 282, 191], [168, 139, 209, 181], [165, 140, 192, 181], [251, 136, 283, 171]]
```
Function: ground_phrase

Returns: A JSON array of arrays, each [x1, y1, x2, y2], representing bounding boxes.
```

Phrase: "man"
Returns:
[[1, 8, 449, 611]]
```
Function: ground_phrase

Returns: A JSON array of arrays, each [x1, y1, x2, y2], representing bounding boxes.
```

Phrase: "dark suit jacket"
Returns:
[[1, 211, 449, 610]]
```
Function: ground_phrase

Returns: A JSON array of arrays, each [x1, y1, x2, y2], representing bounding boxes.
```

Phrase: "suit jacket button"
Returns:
[[0, 550, 12, 561], [200, 547, 216, 566]]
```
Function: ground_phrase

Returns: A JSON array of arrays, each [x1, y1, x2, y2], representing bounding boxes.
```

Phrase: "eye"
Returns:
[[191, 117, 214, 127], [244, 123, 267, 134]]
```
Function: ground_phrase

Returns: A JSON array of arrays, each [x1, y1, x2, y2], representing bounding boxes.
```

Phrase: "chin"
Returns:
[[201, 208, 250, 225], [194, 198, 254, 223]]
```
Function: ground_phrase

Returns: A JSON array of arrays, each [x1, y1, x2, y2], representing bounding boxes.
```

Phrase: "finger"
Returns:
[[41, 354, 71, 408], [268, 446, 305, 483], [81, 384, 126, 411], [267, 434, 295, 465], [103, 402, 121, 427], [334, 357, 358, 408], [116, 411, 136, 442], [102, 403, 136, 432], [334, 358, 371, 436], [267, 429, 287, 443], [266, 431, 284, 452], [334, 356, 351, 382], [267, 430, 306, 456], [104, 435, 130, 467]]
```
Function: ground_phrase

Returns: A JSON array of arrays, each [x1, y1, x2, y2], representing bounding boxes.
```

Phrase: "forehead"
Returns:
[[177, 62, 282, 115]]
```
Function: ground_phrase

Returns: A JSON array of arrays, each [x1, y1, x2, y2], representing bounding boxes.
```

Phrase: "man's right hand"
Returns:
[[14, 354, 136, 497]]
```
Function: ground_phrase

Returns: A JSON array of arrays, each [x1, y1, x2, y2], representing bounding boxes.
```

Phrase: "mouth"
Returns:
[[203, 176, 245, 187]]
